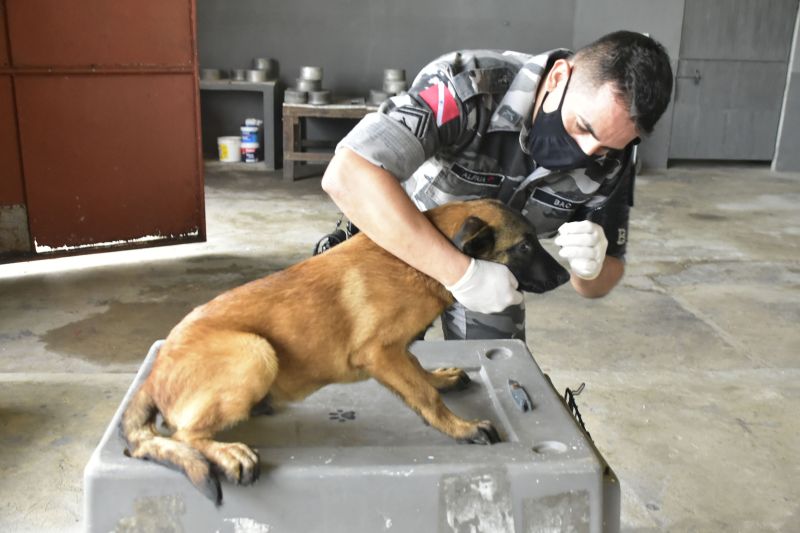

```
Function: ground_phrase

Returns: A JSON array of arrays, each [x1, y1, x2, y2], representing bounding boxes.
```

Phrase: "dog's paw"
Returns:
[[457, 420, 501, 445], [211, 442, 261, 486], [432, 367, 472, 392]]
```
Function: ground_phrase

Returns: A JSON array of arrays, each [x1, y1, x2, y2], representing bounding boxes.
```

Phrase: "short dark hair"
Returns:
[[573, 31, 673, 135]]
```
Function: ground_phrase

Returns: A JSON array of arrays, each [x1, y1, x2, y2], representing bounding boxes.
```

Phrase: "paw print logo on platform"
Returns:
[[328, 409, 356, 423]]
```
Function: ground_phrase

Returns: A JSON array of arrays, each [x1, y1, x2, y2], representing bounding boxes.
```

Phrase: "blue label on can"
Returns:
[[241, 126, 260, 144]]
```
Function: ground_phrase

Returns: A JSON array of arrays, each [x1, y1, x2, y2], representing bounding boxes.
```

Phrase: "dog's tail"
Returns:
[[119, 387, 222, 505]]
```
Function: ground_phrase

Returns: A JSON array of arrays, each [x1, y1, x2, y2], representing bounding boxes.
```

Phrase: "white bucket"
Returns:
[[218, 136, 242, 162]]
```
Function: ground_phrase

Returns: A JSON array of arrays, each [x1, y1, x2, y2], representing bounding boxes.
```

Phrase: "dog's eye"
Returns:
[[517, 242, 532, 253]]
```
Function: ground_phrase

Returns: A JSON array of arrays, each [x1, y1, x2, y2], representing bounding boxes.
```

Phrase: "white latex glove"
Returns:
[[445, 258, 524, 314], [554, 220, 608, 280]]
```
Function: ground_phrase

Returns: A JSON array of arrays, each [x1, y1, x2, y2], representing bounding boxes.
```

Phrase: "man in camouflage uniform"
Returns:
[[321, 31, 673, 341]]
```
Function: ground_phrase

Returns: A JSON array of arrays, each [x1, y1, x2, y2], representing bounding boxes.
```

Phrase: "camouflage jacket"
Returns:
[[337, 49, 635, 257]]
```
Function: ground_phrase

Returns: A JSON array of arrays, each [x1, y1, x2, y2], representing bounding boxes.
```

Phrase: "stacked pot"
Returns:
[[285, 66, 331, 105], [369, 69, 407, 106], [201, 57, 278, 83]]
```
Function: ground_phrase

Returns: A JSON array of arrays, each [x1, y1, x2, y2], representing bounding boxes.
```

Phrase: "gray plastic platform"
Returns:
[[84, 339, 619, 532]]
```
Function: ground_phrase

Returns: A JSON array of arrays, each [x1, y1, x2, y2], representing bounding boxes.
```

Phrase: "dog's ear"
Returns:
[[453, 216, 495, 257]]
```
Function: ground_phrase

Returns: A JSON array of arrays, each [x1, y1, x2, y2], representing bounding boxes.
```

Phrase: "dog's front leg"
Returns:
[[408, 354, 472, 392], [360, 343, 500, 444]]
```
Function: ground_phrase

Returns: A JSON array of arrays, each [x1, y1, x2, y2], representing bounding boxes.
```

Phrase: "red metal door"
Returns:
[[1, 0, 204, 260]]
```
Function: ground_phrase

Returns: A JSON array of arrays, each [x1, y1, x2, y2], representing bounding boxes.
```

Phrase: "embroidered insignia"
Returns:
[[451, 163, 503, 186], [390, 106, 431, 140], [418, 80, 460, 126]]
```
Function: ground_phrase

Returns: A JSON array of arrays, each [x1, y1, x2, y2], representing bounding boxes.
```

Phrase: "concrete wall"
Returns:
[[197, 0, 576, 94], [773, 8, 800, 172], [198, 0, 799, 171], [573, 0, 685, 169], [196, 0, 577, 158]]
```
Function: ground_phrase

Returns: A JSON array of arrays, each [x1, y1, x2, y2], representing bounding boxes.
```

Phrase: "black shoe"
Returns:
[[312, 217, 359, 256]]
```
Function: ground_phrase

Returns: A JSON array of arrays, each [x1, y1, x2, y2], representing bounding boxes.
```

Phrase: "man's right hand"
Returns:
[[445, 258, 523, 314], [323, 149, 523, 315]]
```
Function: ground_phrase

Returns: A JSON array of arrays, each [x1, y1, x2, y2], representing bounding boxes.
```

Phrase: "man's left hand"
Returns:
[[554, 221, 608, 280]]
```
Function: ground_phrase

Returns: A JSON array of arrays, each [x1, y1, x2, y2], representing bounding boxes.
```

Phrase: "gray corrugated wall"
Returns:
[[572, 0, 685, 170], [195, 0, 577, 162], [197, 0, 800, 171], [197, 0, 576, 94], [773, 8, 800, 172]]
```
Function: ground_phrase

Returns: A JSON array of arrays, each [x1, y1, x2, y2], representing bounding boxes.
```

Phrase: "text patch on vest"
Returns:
[[451, 163, 503, 187]]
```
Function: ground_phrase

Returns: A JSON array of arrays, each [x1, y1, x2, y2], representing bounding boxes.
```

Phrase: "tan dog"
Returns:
[[120, 199, 569, 504]]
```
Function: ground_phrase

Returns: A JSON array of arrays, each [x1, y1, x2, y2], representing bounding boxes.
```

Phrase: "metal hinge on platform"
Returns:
[[564, 382, 591, 441]]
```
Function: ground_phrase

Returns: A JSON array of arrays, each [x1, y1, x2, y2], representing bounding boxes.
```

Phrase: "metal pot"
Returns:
[[309, 90, 332, 105], [383, 68, 406, 81], [369, 89, 390, 106], [200, 68, 222, 81], [383, 79, 408, 95], [252, 57, 270, 70], [296, 78, 322, 92], [299, 66, 323, 81], [284, 89, 308, 104], [252, 58, 277, 79], [247, 70, 267, 83]]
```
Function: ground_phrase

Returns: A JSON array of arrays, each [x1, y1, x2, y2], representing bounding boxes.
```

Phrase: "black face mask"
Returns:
[[526, 75, 595, 171]]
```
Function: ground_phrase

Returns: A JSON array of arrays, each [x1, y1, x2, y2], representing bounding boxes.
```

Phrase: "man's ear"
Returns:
[[545, 58, 571, 92], [453, 216, 495, 257]]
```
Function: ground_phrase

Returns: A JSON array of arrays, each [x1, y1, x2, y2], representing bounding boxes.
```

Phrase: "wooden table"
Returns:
[[282, 98, 378, 181]]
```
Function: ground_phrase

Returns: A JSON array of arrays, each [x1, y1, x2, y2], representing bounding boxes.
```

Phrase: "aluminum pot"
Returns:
[[296, 78, 322, 92], [309, 90, 332, 105], [252, 58, 277, 79], [284, 89, 308, 104], [252, 57, 270, 70], [369, 89, 390, 105], [383, 79, 408, 94], [247, 69, 267, 83], [200, 68, 222, 81], [383, 68, 406, 81], [299, 66, 323, 81]]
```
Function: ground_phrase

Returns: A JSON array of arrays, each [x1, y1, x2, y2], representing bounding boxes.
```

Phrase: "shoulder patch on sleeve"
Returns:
[[418, 80, 460, 126], [388, 106, 432, 140]]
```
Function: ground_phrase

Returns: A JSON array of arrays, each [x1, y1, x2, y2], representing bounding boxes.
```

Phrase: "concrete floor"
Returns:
[[0, 162, 798, 532]]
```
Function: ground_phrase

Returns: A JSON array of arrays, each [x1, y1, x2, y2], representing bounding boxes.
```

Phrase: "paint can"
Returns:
[[241, 142, 260, 163], [217, 136, 241, 162], [240, 125, 260, 144]]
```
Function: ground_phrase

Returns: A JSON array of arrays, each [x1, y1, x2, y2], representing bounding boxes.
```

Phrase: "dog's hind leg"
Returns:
[[249, 394, 275, 416], [168, 332, 279, 488]]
